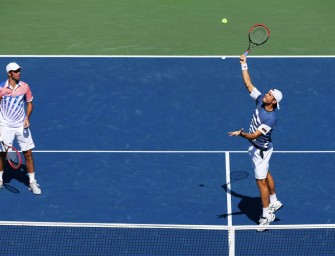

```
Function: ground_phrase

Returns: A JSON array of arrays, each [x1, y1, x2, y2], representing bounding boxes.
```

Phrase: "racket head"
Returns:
[[248, 24, 270, 45], [6, 146, 22, 170]]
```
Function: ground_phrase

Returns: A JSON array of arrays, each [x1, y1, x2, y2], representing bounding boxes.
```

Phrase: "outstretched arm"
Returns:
[[228, 128, 263, 140], [240, 54, 255, 94]]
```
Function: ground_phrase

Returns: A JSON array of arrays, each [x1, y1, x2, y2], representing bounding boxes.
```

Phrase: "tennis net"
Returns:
[[0, 221, 334, 255]]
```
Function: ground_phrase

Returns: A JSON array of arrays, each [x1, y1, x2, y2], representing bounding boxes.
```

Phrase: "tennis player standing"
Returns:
[[0, 62, 41, 195], [228, 55, 282, 231]]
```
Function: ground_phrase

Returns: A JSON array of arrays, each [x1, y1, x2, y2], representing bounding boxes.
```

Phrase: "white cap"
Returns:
[[6, 62, 21, 73], [271, 89, 283, 109]]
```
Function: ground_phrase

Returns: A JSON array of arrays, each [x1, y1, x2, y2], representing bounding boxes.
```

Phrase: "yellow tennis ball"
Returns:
[[222, 18, 228, 24]]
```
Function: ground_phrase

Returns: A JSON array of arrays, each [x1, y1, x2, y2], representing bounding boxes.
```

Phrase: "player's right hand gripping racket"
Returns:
[[244, 24, 270, 56], [0, 137, 22, 170]]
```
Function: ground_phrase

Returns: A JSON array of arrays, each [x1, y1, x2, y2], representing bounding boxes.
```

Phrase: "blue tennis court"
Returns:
[[0, 56, 334, 254]]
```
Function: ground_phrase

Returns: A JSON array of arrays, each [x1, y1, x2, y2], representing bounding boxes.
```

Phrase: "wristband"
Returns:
[[241, 63, 248, 71]]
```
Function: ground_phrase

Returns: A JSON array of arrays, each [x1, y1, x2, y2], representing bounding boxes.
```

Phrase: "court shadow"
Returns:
[[3, 163, 30, 193], [218, 184, 262, 224], [3, 183, 20, 193]]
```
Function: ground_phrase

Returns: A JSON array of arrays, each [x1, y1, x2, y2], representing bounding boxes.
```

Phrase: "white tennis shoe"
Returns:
[[257, 212, 275, 232], [29, 181, 42, 195], [269, 201, 283, 213]]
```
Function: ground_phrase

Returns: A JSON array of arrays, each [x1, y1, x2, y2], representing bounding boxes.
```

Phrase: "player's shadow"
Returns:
[[3, 163, 29, 193], [218, 184, 262, 224]]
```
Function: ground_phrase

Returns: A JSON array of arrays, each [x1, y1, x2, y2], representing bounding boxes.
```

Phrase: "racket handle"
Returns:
[[244, 50, 250, 57]]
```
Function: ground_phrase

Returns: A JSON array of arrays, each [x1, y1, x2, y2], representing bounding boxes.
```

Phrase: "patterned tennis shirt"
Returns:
[[0, 80, 33, 128], [249, 88, 277, 149]]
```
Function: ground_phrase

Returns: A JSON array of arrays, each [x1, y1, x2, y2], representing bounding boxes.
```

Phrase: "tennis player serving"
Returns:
[[228, 54, 283, 231]]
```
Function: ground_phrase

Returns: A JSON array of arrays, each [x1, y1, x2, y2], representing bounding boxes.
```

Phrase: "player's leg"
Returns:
[[0, 152, 5, 188], [267, 171, 275, 194], [17, 127, 41, 195], [249, 146, 272, 213], [260, 150, 283, 212], [255, 176, 275, 231], [249, 146, 275, 231], [267, 171, 283, 212], [23, 150, 41, 195], [0, 126, 16, 188], [256, 178, 270, 208], [23, 149, 34, 174]]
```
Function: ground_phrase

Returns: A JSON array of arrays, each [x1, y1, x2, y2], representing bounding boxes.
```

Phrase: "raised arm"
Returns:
[[240, 54, 255, 94]]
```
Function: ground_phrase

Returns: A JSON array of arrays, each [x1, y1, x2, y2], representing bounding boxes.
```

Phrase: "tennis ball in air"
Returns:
[[222, 18, 228, 24]]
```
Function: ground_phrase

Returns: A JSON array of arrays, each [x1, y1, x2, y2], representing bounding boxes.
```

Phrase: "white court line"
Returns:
[[1, 55, 335, 58], [32, 150, 335, 153], [0, 220, 333, 229], [18, 150, 239, 154], [225, 152, 233, 227]]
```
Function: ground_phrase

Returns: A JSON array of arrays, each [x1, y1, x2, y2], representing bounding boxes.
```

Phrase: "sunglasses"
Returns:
[[11, 69, 21, 73]]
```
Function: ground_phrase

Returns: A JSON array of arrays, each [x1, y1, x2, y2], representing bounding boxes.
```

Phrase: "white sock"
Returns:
[[262, 207, 271, 218], [0, 171, 3, 181], [270, 194, 278, 204], [28, 172, 36, 183]]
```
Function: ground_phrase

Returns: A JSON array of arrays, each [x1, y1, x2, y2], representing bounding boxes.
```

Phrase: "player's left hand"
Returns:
[[24, 118, 30, 128], [228, 128, 243, 136]]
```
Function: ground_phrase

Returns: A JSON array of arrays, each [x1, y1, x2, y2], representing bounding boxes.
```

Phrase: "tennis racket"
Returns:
[[0, 138, 22, 170], [244, 24, 270, 56]]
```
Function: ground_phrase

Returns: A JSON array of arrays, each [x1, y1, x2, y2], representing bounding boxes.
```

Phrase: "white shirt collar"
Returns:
[[5, 80, 20, 90]]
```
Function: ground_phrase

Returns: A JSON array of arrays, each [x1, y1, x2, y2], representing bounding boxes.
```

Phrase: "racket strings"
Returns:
[[249, 26, 269, 45], [6, 148, 21, 169]]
